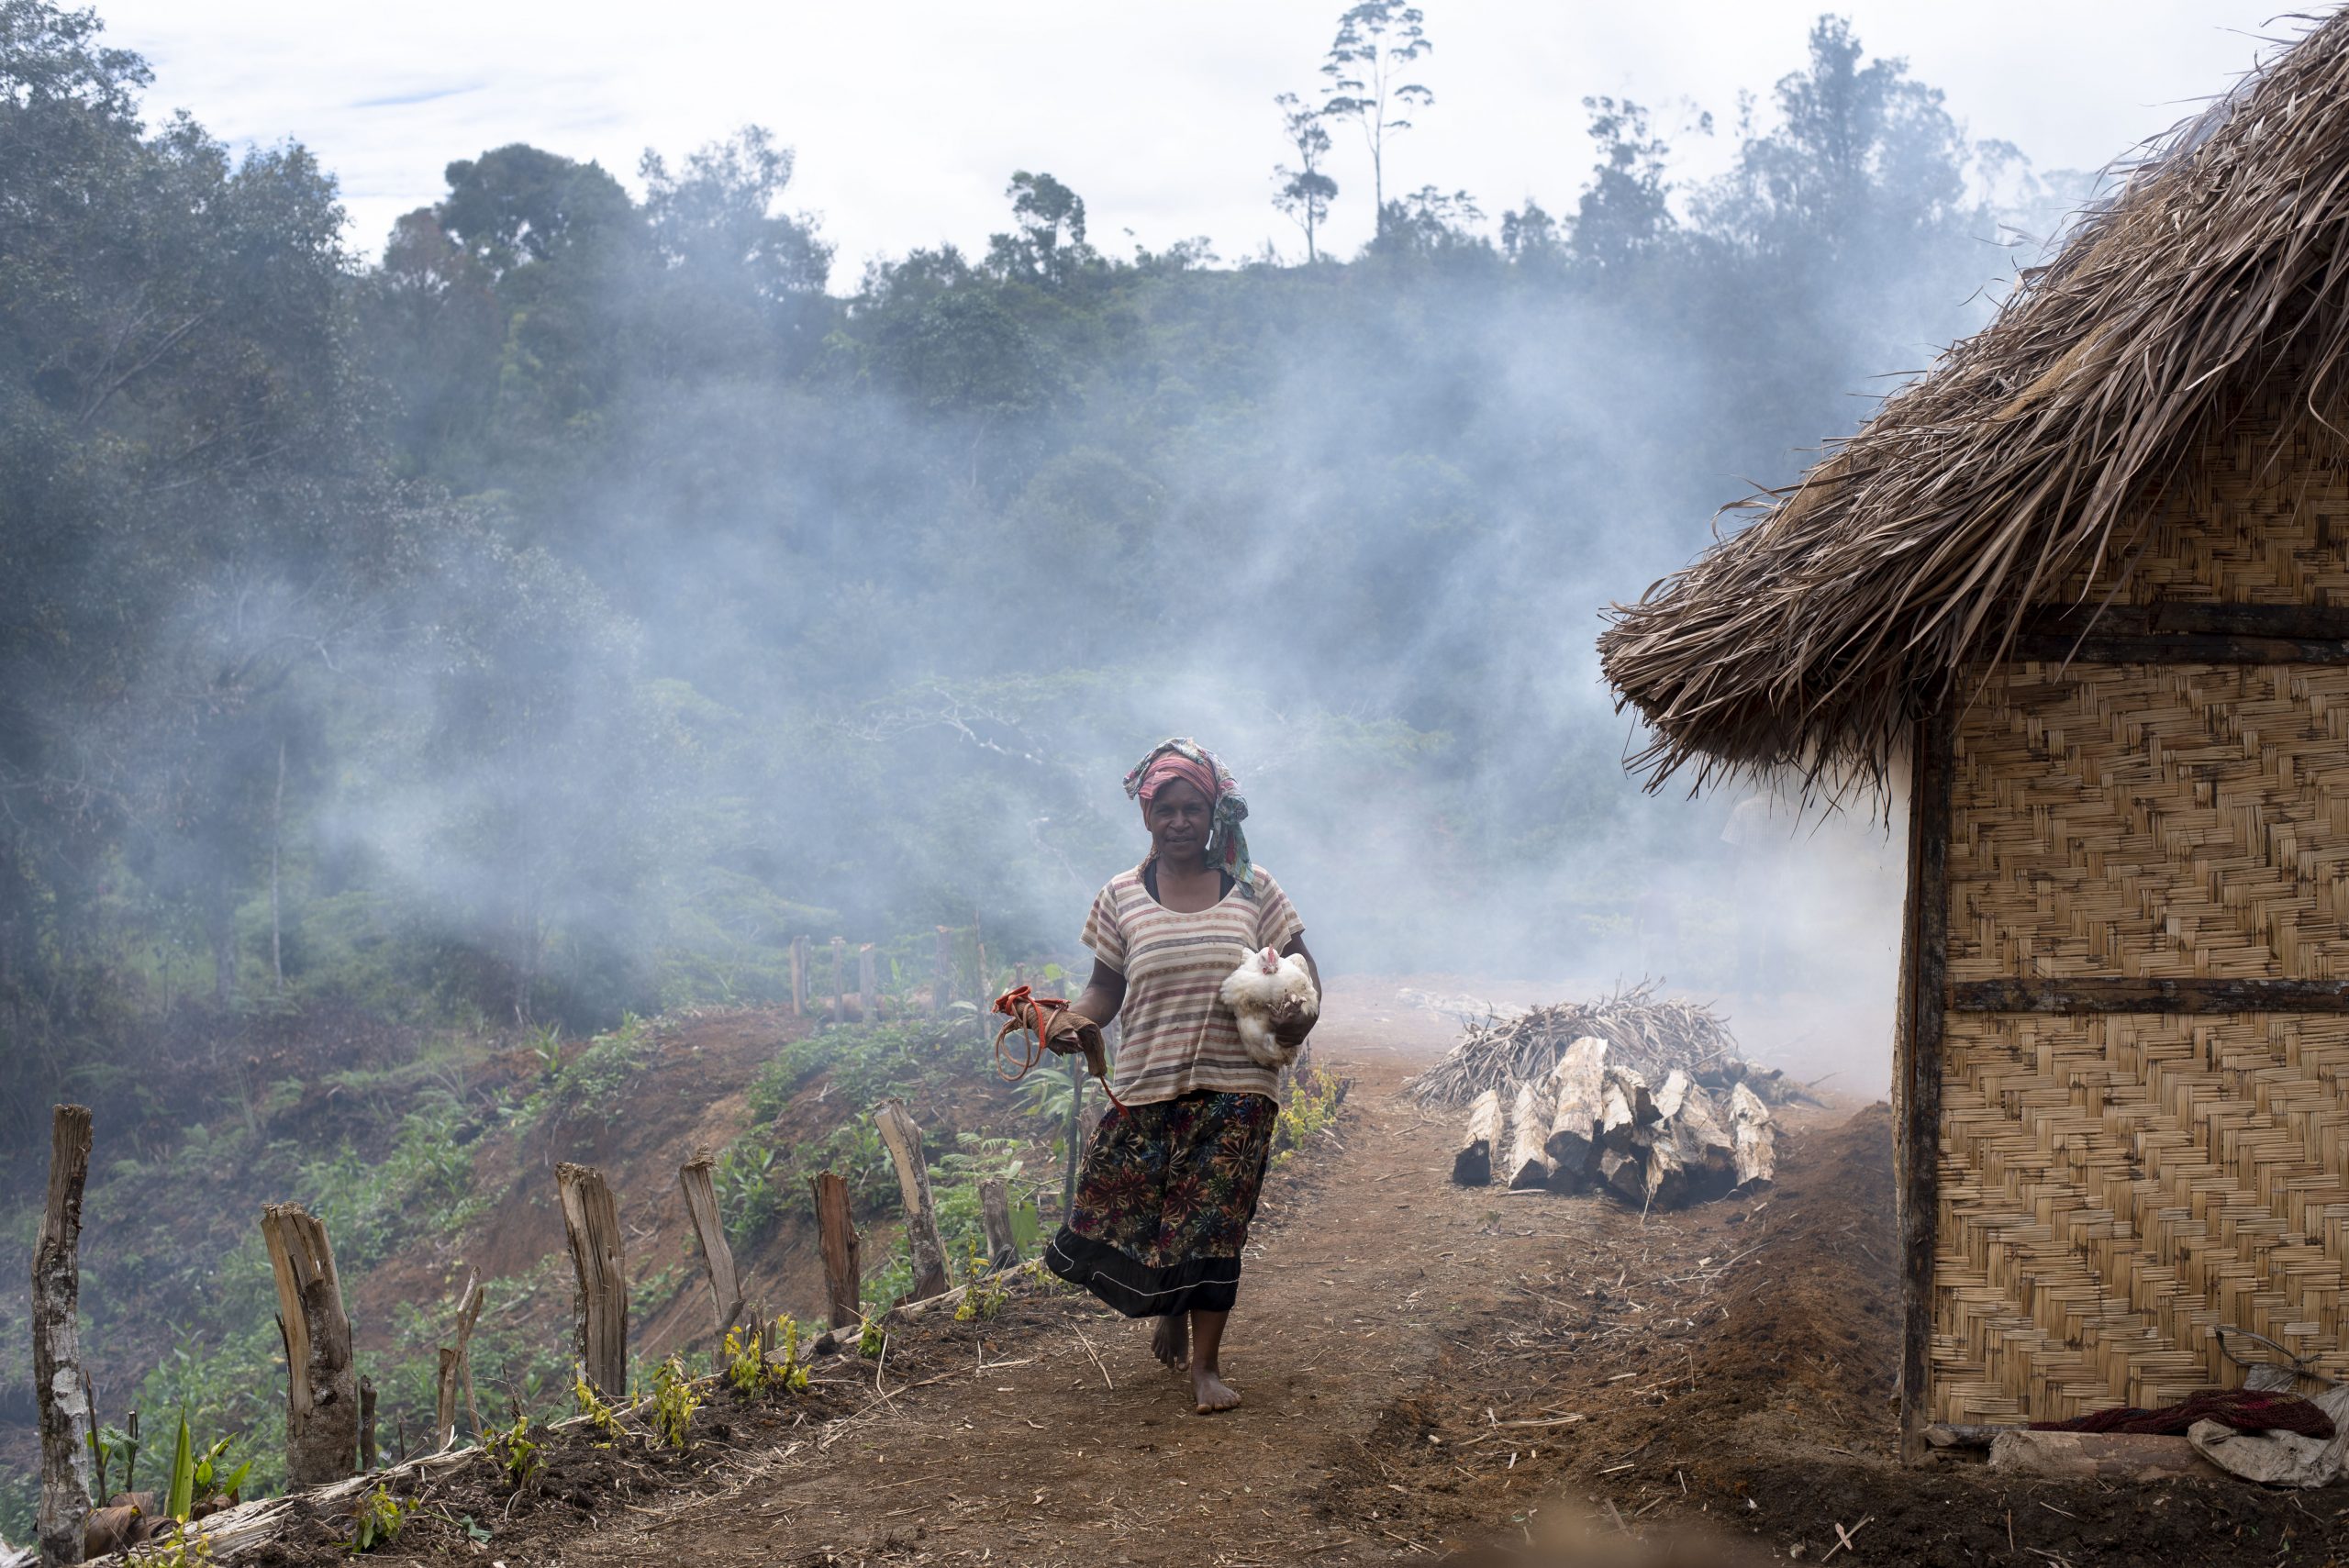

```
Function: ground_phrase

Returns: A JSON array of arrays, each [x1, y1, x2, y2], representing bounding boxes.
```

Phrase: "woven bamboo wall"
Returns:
[[1932, 385, 2349, 1423]]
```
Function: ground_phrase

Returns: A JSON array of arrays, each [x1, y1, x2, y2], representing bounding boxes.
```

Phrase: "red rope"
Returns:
[[989, 984, 1128, 1109]]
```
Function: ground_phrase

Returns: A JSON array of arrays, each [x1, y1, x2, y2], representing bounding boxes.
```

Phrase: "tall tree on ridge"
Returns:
[[1272, 91, 1338, 261], [1319, 0, 1433, 235]]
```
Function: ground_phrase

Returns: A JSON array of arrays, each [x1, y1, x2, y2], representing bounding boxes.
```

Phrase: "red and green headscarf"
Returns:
[[1123, 737, 1253, 896]]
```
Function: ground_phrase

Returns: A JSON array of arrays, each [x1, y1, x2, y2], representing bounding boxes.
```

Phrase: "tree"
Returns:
[[1318, 1, 1433, 233], [1272, 91, 1338, 261], [1499, 198, 1561, 264], [1571, 98, 1695, 271], [436, 143, 632, 278], [985, 170, 1097, 287]]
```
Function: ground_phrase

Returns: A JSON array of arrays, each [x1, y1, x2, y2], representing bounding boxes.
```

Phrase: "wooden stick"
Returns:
[[809, 1172, 862, 1329], [874, 1100, 951, 1301], [678, 1148, 744, 1341], [432, 1269, 484, 1449], [33, 1104, 93, 1568], [859, 942, 879, 1022], [830, 937, 848, 1025], [555, 1162, 629, 1397], [1453, 1088, 1501, 1185], [790, 936, 808, 1018], [260, 1203, 357, 1486], [358, 1377, 377, 1472], [978, 1177, 1019, 1269]]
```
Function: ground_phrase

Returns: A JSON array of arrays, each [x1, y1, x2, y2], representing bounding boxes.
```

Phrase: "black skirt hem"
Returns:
[[1042, 1226, 1241, 1317]]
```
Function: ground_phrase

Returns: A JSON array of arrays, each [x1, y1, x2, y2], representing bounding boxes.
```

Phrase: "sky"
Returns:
[[95, 1, 2298, 275]]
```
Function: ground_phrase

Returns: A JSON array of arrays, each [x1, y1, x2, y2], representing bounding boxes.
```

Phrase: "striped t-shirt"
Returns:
[[1082, 863, 1307, 1105]]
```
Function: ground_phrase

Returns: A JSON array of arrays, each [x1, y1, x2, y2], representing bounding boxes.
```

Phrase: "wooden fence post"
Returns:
[[358, 1377, 378, 1471], [859, 944, 878, 1023], [434, 1270, 484, 1450], [978, 1178, 1019, 1270], [830, 937, 847, 1024], [556, 1162, 628, 1397], [1060, 1053, 1085, 1218], [790, 936, 808, 1018], [931, 928, 952, 1016], [808, 1172, 862, 1329], [261, 1203, 358, 1486], [872, 1099, 950, 1301], [678, 1148, 744, 1341], [33, 1104, 93, 1567]]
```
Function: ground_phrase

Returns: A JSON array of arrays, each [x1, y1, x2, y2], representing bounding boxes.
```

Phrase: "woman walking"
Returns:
[[1043, 738, 1318, 1414]]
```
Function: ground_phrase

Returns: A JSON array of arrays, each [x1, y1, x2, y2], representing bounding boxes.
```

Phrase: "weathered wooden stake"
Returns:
[[872, 1099, 951, 1301], [859, 943, 879, 1022], [789, 935, 808, 1017], [931, 927, 952, 1015], [678, 1147, 745, 1340], [555, 1162, 629, 1397], [808, 1172, 862, 1329], [1453, 1088, 1501, 1185], [978, 1178, 1019, 1269], [358, 1377, 378, 1471], [261, 1202, 358, 1486], [830, 937, 847, 1024], [1060, 1051, 1085, 1217], [433, 1269, 484, 1449], [33, 1104, 93, 1567]]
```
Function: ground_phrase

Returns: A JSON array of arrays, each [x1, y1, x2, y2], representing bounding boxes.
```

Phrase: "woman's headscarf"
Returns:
[[1123, 737, 1253, 895]]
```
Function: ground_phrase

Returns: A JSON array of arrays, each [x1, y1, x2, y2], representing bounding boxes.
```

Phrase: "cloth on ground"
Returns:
[[1043, 1089, 1275, 1318], [2033, 1388, 2336, 1439]]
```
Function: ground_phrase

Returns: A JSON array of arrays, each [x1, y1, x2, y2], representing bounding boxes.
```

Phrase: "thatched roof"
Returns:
[[1599, 10, 2349, 792]]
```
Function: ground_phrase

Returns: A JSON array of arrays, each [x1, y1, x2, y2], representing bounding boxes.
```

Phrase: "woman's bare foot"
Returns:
[[1152, 1312, 1188, 1372], [1191, 1365, 1241, 1414]]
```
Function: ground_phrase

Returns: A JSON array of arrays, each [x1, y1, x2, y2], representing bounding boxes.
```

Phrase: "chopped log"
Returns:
[[1453, 1089, 1502, 1185], [1987, 1429, 2219, 1482], [358, 1377, 377, 1471], [1505, 1082, 1552, 1189], [1543, 1038, 1608, 1182], [873, 1099, 952, 1300], [261, 1203, 357, 1486], [808, 1171, 862, 1330], [1728, 1082, 1777, 1190], [1653, 1068, 1691, 1121], [34, 1104, 93, 1568], [433, 1271, 484, 1450], [1598, 1148, 1644, 1206], [677, 1148, 745, 1340], [1641, 1124, 1689, 1210], [1605, 1064, 1658, 1127], [859, 943, 879, 1022], [978, 1178, 1019, 1270], [1671, 1081, 1738, 1201], [555, 1163, 628, 1397], [1598, 1078, 1637, 1153]]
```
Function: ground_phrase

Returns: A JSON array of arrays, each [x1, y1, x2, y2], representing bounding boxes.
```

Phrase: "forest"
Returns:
[[0, 0, 2087, 1536]]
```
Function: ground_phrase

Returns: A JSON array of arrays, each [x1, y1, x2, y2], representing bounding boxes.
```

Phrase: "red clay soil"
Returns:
[[205, 985, 2349, 1567]]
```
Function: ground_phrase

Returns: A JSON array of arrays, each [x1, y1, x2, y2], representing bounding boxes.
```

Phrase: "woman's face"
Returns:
[[1142, 776, 1212, 868]]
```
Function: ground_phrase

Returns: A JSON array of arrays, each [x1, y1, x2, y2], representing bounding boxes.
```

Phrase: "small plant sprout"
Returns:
[[649, 1353, 700, 1449], [954, 1238, 1008, 1322], [722, 1319, 766, 1396], [858, 1316, 886, 1360], [126, 1522, 214, 1568], [573, 1373, 622, 1445], [484, 1411, 540, 1490], [349, 1484, 406, 1552]]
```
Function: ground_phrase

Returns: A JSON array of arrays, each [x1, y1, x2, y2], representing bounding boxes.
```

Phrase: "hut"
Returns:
[[1601, 14, 2349, 1459]]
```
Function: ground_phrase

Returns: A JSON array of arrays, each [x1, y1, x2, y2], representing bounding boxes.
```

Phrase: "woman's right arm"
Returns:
[[1073, 960, 1127, 1027]]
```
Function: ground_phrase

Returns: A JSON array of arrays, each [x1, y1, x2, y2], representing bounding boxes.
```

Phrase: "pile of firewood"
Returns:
[[1414, 985, 1786, 1208], [1405, 982, 1810, 1111]]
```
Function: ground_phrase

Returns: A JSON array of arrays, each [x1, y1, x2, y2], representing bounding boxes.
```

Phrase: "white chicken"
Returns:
[[1219, 945, 1320, 1069]]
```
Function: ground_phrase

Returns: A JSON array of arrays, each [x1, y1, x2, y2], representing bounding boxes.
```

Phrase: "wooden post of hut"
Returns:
[[859, 943, 879, 1022], [873, 1099, 950, 1301], [261, 1203, 358, 1485], [1599, 28, 2349, 1459], [555, 1162, 628, 1397], [678, 1149, 745, 1341], [808, 1172, 862, 1329], [32, 1105, 93, 1567]]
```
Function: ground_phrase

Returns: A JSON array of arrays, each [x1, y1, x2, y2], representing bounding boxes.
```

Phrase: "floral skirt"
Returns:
[[1043, 1089, 1276, 1318]]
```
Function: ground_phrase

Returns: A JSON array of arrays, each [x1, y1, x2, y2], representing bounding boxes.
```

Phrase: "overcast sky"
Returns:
[[92, 1, 2299, 278]]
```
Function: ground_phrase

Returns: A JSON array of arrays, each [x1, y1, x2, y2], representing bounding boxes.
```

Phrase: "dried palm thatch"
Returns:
[[1600, 12, 2349, 792], [1406, 981, 1802, 1107]]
